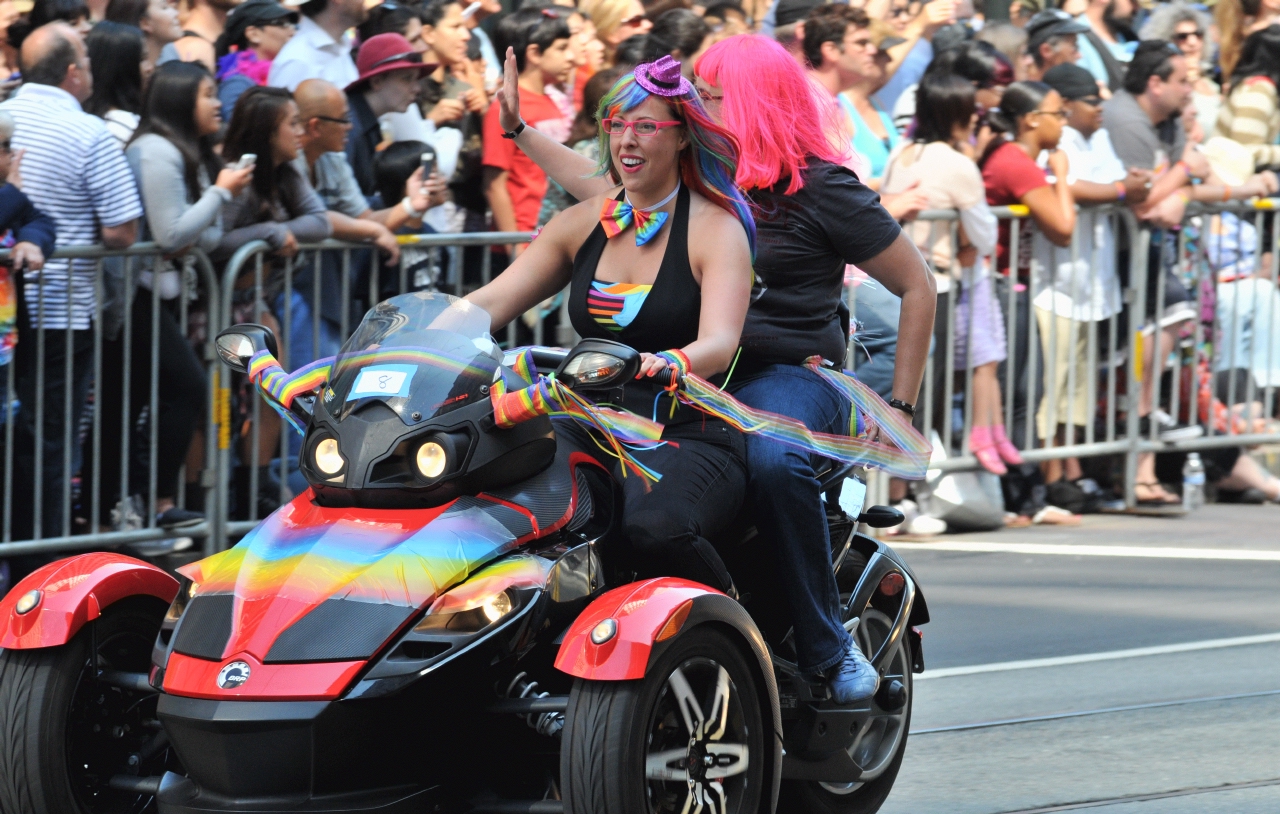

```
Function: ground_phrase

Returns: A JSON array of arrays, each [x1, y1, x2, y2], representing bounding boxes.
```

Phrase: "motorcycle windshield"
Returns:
[[326, 292, 502, 425]]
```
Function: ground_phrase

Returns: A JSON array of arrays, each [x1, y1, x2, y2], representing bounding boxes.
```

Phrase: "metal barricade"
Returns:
[[852, 198, 1280, 510], [215, 232, 536, 544], [0, 244, 221, 558]]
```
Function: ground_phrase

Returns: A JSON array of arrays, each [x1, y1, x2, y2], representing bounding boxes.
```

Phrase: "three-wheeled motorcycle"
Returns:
[[0, 292, 928, 814]]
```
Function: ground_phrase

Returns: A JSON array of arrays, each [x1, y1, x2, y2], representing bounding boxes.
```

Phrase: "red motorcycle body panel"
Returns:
[[554, 577, 721, 680], [0, 553, 178, 649], [163, 652, 365, 701]]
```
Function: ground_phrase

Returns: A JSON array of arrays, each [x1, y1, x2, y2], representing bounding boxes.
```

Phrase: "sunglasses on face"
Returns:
[[1172, 30, 1203, 42], [697, 89, 723, 103], [602, 118, 681, 136], [315, 114, 351, 125]]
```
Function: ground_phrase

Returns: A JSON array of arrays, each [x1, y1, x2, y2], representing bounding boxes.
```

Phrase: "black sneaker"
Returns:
[[156, 507, 204, 530]]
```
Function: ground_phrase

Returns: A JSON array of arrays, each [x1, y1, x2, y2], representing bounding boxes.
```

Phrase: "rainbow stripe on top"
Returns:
[[587, 281, 652, 332], [600, 197, 670, 246]]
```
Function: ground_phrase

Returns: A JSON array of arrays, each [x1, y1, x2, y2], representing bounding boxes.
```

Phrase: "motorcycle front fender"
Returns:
[[0, 553, 178, 649]]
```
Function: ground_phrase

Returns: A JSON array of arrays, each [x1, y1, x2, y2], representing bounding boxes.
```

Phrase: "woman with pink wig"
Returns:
[[497, 35, 936, 708]]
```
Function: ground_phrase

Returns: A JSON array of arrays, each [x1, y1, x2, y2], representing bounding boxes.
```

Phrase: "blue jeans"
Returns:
[[729, 364, 853, 674]]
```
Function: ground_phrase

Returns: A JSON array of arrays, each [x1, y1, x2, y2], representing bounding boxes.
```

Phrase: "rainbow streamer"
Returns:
[[803, 357, 931, 478], [490, 376, 665, 483], [668, 364, 930, 480]]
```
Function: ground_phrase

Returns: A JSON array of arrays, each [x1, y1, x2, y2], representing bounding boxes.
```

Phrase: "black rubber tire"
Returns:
[[561, 625, 765, 814], [777, 634, 912, 814], [777, 708, 910, 814], [0, 601, 165, 814]]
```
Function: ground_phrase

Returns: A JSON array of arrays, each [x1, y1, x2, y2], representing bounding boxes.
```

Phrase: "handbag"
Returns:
[[916, 431, 1006, 531]]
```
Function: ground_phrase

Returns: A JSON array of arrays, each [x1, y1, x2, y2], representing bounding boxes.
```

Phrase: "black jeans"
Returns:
[[553, 417, 745, 593], [86, 294, 206, 522]]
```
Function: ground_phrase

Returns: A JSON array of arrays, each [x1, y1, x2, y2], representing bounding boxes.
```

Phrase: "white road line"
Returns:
[[918, 632, 1280, 680], [890, 540, 1280, 561]]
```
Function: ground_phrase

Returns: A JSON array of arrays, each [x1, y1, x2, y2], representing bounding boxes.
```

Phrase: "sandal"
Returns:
[[1134, 481, 1180, 505], [968, 427, 1007, 475]]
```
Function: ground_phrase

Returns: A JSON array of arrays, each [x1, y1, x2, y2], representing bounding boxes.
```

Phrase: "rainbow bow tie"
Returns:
[[600, 198, 670, 246]]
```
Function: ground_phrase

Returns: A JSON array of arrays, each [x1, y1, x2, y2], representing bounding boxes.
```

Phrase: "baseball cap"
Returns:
[[775, 0, 822, 28], [348, 33, 437, 93], [1026, 9, 1089, 49], [1042, 63, 1100, 101]]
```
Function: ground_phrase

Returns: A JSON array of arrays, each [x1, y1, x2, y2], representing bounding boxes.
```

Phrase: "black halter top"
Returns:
[[567, 185, 716, 426]]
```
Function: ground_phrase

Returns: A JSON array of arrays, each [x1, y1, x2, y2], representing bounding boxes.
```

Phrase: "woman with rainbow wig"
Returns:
[[493, 34, 937, 707], [468, 55, 757, 598]]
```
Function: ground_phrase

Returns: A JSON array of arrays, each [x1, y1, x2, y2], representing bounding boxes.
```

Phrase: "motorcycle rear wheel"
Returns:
[[561, 625, 765, 814], [779, 609, 913, 814], [0, 599, 167, 814]]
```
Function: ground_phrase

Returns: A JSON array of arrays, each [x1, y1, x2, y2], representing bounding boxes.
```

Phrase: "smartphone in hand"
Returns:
[[235, 153, 257, 170]]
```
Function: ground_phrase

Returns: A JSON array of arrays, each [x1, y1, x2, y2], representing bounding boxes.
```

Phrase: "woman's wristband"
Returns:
[[401, 196, 424, 219], [501, 120, 526, 140], [655, 349, 691, 377], [889, 398, 916, 417], [1222, 185, 1232, 202], [1114, 181, 1126, 201]]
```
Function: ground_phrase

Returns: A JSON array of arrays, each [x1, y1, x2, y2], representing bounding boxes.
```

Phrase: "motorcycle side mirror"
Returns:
[[858, 505, 906, 528], [555, 339, 640, 391], [215, 324, 280, 373]]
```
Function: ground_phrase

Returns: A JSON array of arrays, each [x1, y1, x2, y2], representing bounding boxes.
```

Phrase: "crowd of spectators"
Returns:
[[0, 0, 1277, 571]]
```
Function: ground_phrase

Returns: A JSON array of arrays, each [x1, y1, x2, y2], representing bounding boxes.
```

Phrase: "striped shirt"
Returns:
[[0, 83, 143, 329], [1214, 77, 1280, 171]]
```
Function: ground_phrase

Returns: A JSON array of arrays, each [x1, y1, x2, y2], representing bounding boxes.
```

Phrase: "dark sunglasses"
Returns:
[[369, 50, 423, 70], [1171, 30, 1204, 42], [314, 114, 351, 125]]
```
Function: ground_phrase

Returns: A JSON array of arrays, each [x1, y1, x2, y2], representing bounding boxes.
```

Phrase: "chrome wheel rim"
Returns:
[[819, 609, 911, 795], [644, 657, 752, 814]]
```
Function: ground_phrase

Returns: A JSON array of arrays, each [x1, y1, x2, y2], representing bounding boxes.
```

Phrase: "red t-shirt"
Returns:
[[482, 87, 572, 232], [982, 140, 1049, 280]]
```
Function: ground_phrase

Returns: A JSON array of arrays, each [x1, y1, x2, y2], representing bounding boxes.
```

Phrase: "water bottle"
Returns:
[[1182, 453, 1205, 511]]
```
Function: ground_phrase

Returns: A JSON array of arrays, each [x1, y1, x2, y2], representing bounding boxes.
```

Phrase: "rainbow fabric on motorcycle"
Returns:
[[668, 361, 930, 480], [490, 375, 665, 482], [176, 494, 545, 661], [600, 197, 670, 246], [247, 351, 327, 435]]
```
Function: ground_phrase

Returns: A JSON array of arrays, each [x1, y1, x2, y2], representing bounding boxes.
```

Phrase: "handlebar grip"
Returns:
[[652, 368, 679, 390]]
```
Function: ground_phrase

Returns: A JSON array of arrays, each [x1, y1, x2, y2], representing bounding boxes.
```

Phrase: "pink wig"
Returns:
[[694, 35, 847, 194]]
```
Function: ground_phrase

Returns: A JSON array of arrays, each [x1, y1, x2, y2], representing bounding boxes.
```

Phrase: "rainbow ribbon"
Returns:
[[490, 375, 666, 483], [664, 358, 929, 480], [247, 350, 334, 435]]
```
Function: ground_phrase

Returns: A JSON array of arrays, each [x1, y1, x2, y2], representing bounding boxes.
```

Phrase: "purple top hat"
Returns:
[[633, 55, 693, 98]]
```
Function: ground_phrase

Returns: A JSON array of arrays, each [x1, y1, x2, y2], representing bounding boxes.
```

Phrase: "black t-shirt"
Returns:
[[742, 159, 901, 372]]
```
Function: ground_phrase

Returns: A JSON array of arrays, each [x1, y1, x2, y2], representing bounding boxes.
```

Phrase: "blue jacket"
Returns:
[[0, 183, 56, 257]]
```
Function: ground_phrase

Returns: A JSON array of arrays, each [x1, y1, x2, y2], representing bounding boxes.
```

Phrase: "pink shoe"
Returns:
[[992, 424, 1024, 465], [969, 426, 1007, 475]]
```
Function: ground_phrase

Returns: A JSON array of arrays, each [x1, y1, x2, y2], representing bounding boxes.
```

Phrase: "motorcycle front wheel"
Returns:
[[0, 598, 169, 814], [561, 625, 765, 814], [779, 608, 913, 814]]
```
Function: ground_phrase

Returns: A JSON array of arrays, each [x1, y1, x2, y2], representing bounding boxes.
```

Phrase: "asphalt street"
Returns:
[[878, 504, 1280, 814]]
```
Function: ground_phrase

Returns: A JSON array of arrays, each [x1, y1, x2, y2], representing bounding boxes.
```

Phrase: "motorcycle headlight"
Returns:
[[164, 579, 196, 624], [416, 441, 448, 479], [314, 437, 345, 475], [414, 588, 517, 633]]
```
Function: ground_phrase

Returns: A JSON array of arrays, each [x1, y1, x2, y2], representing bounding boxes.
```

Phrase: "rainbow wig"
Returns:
[[695, 35, 847, 194], [593, 68, 756, 255]]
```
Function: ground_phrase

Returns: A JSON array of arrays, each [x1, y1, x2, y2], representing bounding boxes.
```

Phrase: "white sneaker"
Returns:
[[906, 514, 947, 536], [883, 500, 918, 536]]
